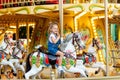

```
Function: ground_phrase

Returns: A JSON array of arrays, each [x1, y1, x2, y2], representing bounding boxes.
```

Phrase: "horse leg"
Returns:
[[78, 68, 88, 77], [31, 71, 41, 79], [18, 64, 25, 78], [0, 59, 17, 76], [93, 62, 106, 75], [25, 65, 42, 79], [95, 67, 101, 74], [75, 60, 88, 77], [7, 61, 17, 76], [65, 66, 87, 77], [98, 65, 106, 76]]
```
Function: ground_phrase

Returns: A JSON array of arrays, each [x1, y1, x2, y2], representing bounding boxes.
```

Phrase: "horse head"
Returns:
[[60, 32, 86, 59], [92, 38, 103, 50], [4, 33, 10, 44], [13, 39, 27, 59], [73, 32, 86, 50]]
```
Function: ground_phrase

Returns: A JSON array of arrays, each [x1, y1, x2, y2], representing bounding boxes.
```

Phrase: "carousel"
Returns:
[[0, 0, 120, 79]]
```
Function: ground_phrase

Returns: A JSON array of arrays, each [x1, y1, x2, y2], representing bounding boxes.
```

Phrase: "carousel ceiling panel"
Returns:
[[0, 14, 41, 22], [38, 10, 75, 18]]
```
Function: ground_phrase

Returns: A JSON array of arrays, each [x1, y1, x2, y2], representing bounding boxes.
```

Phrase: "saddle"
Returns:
[[37, 46, 58, 65]]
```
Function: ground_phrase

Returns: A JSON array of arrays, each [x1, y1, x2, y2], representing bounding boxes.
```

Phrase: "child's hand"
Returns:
[[57, 32, 60, 37]]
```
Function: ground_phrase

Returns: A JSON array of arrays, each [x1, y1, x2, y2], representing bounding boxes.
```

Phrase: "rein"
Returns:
[[12, 47, 21, 58], [63, 33, 82, 59], [72, 33, 81, 48], [12, 41, 25, 59], [92, 38, 101, 50]]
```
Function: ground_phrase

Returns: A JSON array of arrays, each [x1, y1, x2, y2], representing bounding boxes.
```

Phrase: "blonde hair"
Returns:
[[48, 21, 59, 35]]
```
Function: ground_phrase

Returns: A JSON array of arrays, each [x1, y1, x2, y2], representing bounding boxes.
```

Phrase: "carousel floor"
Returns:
[[1, 67, 120, 80], [1, 75, 120, 80]]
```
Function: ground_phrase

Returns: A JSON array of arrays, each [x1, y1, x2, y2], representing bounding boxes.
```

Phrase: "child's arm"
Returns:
[[51, 32, 60, 44]]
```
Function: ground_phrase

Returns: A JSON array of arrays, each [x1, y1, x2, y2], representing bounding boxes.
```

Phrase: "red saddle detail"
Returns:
[[2, 53, 4, 59], [92, 57, 96, 62], [85, 56, 89, 64], [56, 58, 59, 64], [45, 55, 49, 64]]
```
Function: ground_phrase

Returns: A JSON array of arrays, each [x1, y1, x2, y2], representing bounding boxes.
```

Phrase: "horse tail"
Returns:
[[25, 53, 32, 73]]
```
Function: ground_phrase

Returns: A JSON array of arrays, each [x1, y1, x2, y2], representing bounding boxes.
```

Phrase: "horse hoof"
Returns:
[[7, 59, 9, 61], [23, 75, 25, 79], [95, 71, 98, 74], [86, 75, 88, 77], [13, 73, 17, 76]]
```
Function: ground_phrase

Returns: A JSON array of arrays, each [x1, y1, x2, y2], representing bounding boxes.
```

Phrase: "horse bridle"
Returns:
[[72, 33, 81, 49], [92, 38, 100, 50], [64, 33, 82, 59], [12, 41, 24, 59], [0, 38, 10, 55]]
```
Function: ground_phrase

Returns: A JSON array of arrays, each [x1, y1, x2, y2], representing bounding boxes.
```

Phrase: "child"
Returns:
[[48, 22, 64, 71]]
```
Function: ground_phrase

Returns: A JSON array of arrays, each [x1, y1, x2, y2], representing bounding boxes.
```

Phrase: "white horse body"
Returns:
[[25, 32, 88, 79], [0, 35, 17, 75], [9, 40, 26, 75], [61, 38, 88, 77], [25, 52, 43, 79], [87, 42, 106, 75], [0, 38, 12, 55]]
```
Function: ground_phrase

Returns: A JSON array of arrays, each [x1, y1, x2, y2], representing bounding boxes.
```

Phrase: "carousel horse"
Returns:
[[9, 39, 27, 76], [0, 34, 17, 76], [83, 38, 106, 75], [25, 32, 88, 79]]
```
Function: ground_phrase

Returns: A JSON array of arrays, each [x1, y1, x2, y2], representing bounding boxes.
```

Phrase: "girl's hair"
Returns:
[[48, 21, 59, 34]]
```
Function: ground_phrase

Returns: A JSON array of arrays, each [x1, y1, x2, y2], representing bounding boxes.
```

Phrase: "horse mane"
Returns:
[[63, 33, 73, 43], [37, 46, 49, 54], [59, 33, 73, 51]]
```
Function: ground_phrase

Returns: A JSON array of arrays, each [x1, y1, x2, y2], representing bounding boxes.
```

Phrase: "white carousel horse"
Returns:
[[0, 34, 17, 76], [84, 38, 106, 75], [25, 32, 88, 79], [9, 39, 27, 76]]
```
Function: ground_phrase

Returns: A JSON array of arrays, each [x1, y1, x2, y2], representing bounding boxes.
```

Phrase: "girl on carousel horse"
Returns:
[[47, 22, 64, 72]]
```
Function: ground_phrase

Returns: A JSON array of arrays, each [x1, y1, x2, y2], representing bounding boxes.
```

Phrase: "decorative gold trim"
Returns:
[[34, 6, 57, 14], [11, 7, 30, 14], [64, 4, 84, 16], [64, 4, 84, 11], [0, 7, 30, 14], [114, 4, 120, 9], [0, 10, 8, 14], [89, 4, 104, 11]]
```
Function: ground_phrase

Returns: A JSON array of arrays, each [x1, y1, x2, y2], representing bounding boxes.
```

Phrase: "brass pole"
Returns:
[[104, 0, 109, 76], [16, 21, 19, 40], [27, 22, 29, 53], [59, 0, 63, 41]]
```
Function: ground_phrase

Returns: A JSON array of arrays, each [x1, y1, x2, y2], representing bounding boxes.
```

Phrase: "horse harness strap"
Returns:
[[0, 44, 9, 56], [0, 44, 8, 51], [0, 50, 8, 56], [72, 33, 81, 48], [13, 48, 21, 57]]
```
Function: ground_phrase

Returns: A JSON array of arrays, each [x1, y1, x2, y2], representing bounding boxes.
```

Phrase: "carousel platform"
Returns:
[[42, 76, 120, 80]]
